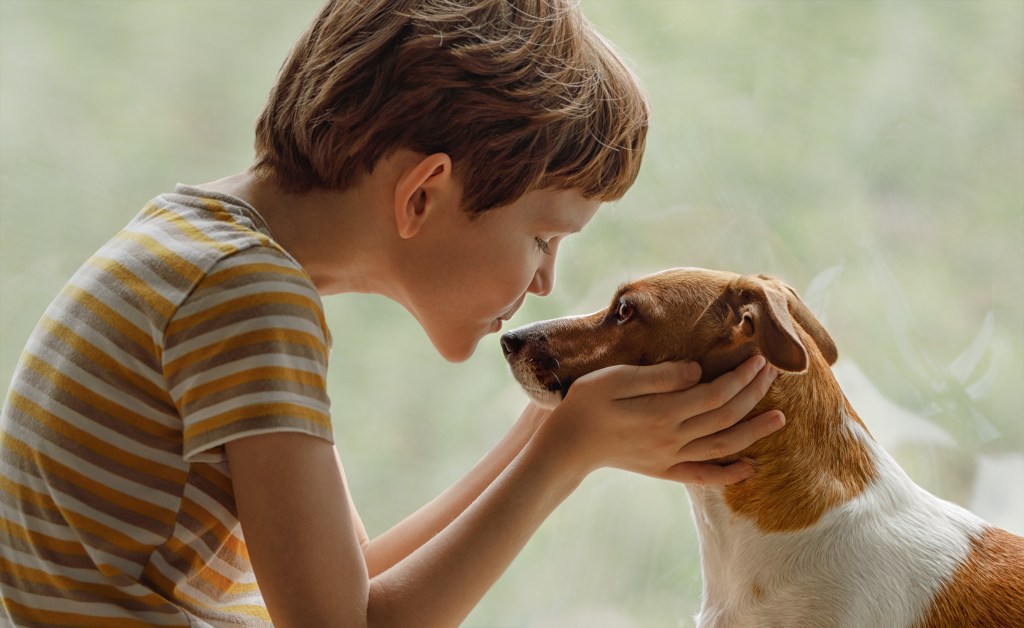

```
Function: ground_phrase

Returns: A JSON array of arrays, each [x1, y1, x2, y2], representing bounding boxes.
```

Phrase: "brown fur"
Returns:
[[918, 527, 1024, 627]]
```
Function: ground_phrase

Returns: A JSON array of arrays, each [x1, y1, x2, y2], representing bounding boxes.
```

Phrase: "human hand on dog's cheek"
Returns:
[[538, 356, 783, 486]]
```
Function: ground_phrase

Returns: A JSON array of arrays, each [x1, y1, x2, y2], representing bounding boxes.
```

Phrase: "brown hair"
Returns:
[[252, 0, 649, 213]]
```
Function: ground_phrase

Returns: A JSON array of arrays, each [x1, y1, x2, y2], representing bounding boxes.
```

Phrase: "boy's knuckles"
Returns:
[[714, 411, 740, 431], [706, 439, 731, 459], [702, 387, 730, 410]]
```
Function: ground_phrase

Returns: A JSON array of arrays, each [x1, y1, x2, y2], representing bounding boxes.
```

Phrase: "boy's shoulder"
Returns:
[[70, 184, 320, 327], [136, 184, 279, 260], [118, 183, 306, 280]]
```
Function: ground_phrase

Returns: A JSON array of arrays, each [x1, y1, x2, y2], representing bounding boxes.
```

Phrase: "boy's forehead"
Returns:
[[534, 189, 601, 229]]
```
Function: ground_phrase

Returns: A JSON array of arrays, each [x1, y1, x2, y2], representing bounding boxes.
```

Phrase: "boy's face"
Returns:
[[401, 188, 600, 362]]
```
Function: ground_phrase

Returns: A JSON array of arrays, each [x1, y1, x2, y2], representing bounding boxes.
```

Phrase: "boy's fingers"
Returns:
[[678, 410, 786, 462], [679, 363, 778, 438], [660, 460, 756, 486], [680, 355, 767, 416], [597, 360, 702, 399]]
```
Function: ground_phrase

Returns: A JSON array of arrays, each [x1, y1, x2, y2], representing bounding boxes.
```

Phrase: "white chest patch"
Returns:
[[687, 421, 986, 627]]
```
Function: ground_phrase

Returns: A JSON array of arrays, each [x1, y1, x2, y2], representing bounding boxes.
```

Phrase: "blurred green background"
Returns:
[[1, 1, 1021, 626]]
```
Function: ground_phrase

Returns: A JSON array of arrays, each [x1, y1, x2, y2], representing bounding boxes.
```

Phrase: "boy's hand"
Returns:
[[541, 355, 784, 486]]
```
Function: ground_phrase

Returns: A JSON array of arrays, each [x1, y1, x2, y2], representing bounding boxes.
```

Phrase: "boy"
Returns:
[[0, 1, 784, 625]]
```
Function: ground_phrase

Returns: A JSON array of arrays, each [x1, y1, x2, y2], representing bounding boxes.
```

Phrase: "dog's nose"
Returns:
[[500, 331, 524, 358]]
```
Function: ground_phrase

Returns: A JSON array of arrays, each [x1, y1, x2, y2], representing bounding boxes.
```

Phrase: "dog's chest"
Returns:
[[686, 444, 986, 628]]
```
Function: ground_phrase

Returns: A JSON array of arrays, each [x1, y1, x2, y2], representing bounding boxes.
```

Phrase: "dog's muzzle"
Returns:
[[500, 329, 573, 399]]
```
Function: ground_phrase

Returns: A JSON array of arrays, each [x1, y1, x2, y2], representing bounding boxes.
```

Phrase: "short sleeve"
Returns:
[[162, 245, 333, 463]]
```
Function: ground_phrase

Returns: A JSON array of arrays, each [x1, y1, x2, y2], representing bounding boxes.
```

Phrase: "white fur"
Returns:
[[686, 409, 985, 628]]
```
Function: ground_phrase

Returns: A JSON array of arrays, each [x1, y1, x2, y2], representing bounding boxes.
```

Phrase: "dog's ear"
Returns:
[[755, 274, 839, 366], [723, 277, 809, 372]]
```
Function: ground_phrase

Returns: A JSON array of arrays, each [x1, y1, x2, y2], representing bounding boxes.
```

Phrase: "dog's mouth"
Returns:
[[547, 373, 575, 399], [526, 355, 576, 398]]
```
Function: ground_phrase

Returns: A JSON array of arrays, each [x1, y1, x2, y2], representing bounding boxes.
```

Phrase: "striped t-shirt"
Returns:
[[1, 184, 334, 626]]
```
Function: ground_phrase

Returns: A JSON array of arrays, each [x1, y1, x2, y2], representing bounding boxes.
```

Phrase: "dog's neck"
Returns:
[[683, 353, 996, 627], [684, 353, 881, 623], [711, 353, 878, 532]]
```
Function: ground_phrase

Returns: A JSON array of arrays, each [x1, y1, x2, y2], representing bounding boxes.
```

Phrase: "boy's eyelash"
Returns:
[[535, 237, 551, 255]]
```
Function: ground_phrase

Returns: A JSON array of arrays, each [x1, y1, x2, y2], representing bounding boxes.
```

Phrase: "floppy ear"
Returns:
[[756, 274, 839, 366], [723, 277, 809, 373]]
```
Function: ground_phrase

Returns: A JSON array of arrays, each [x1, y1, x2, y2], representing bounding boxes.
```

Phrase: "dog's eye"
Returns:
[[616, 300, 634, 323]]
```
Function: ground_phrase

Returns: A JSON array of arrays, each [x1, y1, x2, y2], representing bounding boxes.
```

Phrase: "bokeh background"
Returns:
[[2, 1, 1021, 626]]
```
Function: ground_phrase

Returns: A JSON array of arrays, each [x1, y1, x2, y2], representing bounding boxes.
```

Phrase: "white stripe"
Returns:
[[23, 336, 180, 430], [10, 380, 184, 469], [0, 505, 78, 543], [84, 251, 179, 312], [163, 313, 326, 365], [43, 291, 165, 389], [63, 269, 157, 346], [210, 245, 299, 267], [168, 352, 326, 401], [145, 548, 262, 612], [0, 458, 166, 548], [170, 520, 250, 580], [95, 236, 190, 305], [0, 586, 185, 625], [179, 483, 236, 537], [172, 279, 322, 322], [29, 436, 181, 514], [1, 542, 117, 586], [186, 391, 329, 425]]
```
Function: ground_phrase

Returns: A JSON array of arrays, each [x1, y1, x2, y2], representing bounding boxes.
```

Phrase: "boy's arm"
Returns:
[[354, 402, 548, 577], [228, 357, 780, 628]]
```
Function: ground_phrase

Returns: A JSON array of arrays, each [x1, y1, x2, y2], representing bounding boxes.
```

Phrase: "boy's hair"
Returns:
[[251, 0, 649, 213]]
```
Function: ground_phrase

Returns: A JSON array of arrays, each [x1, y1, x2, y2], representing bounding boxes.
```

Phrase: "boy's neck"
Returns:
[[195, 167, 397, 298]]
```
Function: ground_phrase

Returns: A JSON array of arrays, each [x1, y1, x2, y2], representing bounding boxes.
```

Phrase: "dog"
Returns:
[[501, 268, 1024, 627]]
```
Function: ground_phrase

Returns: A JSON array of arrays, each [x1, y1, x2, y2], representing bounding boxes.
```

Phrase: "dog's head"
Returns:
[[501, 268, 838, 408]]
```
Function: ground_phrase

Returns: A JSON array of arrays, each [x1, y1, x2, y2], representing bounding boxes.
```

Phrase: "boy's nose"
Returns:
[[529, 266, 554, 297]]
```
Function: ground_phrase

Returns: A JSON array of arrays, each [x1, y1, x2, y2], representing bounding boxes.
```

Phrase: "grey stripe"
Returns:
[[11, 400, 184, 498], [13, 363, 181, 455], [0, 569, 183, 617], [168, 340, 327, 394]]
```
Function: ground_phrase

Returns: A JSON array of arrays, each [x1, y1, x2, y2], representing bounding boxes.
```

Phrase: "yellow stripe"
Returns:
[[219, 603, 271, 619], [138, 560, 216, 618], [2, 514, 88, 558], [184, 402, 331, 443], [116, 231, 205, 283], [0, 539, 170, 608], [201, 260, 308, 288], [192, 461, 233, 496], [1, 434, 174, 541], [36, 315, 169, 403], [8, 392, 186, 486], [165, 290, 323, 338], [2, 597, 167, 628], [163, 328, 327, 380], [183, 366, 326, 406], [20, 353, 177, 442], [83, 256, 176, 321], [141, 202, 238, 254], [0, 467, 149, 560], [58, 283, 155, 359]]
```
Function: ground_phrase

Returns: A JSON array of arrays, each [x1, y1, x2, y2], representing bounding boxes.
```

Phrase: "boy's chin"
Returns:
[[427, 330, 483, 363]]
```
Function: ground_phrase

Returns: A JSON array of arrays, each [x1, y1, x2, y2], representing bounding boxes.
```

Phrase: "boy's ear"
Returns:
[[393, 153, 456, 239]]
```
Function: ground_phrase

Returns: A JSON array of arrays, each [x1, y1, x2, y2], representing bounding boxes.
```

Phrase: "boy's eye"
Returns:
[[535, 237, 552, 255]]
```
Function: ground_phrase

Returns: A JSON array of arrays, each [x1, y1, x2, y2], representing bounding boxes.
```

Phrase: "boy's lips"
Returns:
[[498, 296, 527, 321]]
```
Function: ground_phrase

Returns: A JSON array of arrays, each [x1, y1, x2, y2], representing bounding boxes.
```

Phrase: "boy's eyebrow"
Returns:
[[545, 219, 584, 234]]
